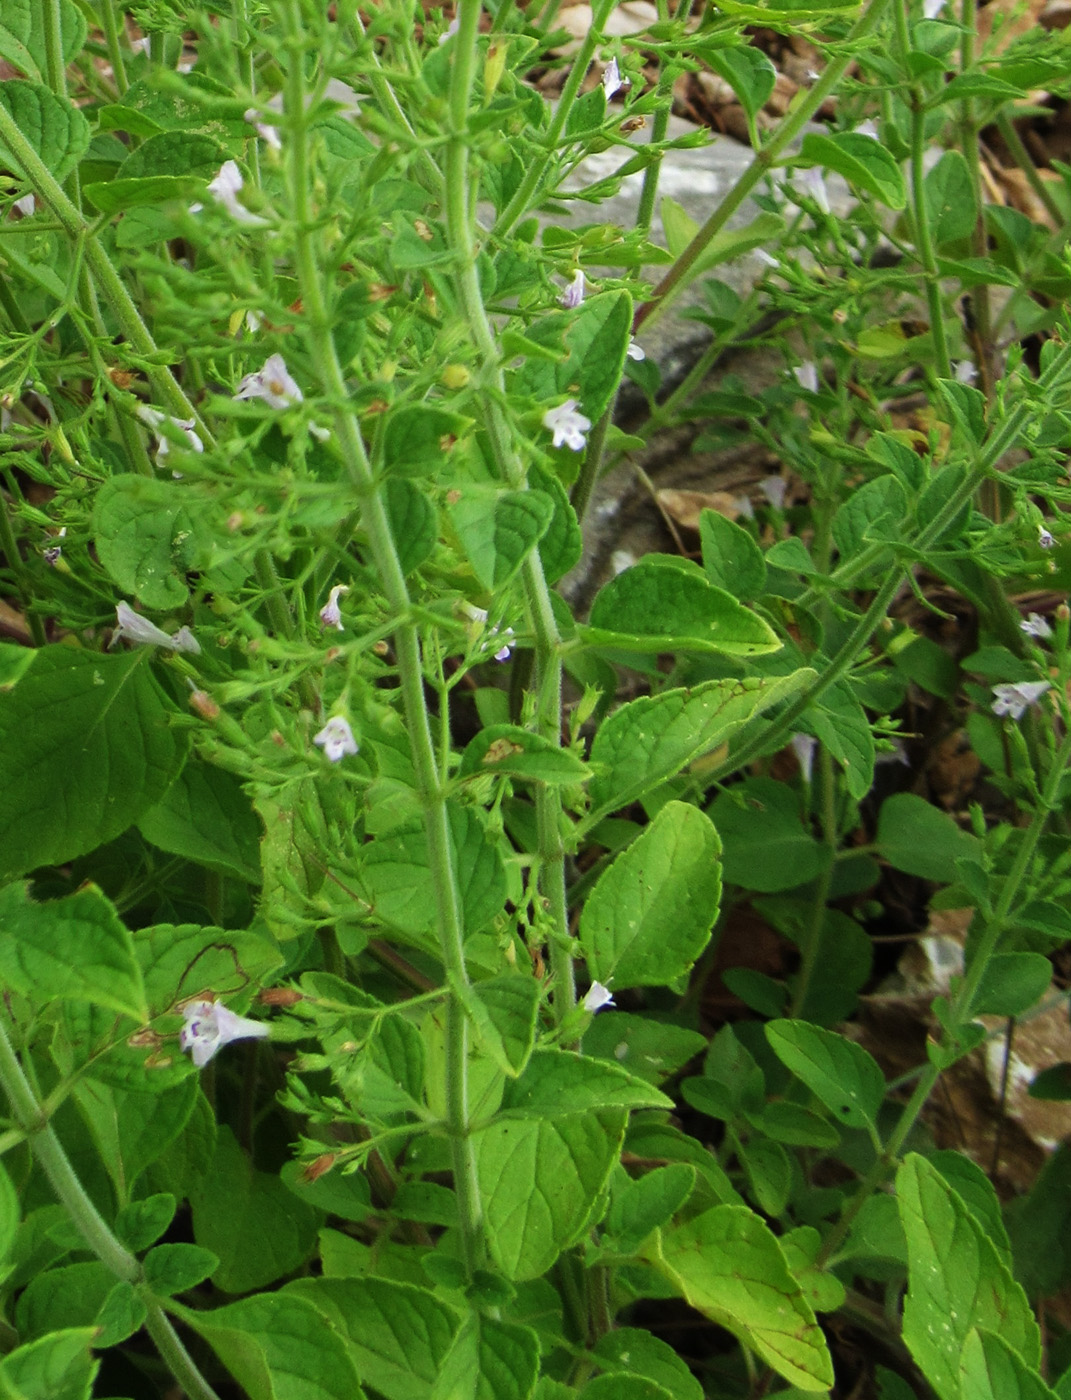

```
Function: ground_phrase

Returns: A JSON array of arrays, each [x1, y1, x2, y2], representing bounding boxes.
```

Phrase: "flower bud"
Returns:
[[441, 364, 470, 390]]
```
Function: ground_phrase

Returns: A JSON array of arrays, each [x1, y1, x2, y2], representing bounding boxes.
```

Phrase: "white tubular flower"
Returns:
[[560, 269, 585, 309], [180, 999, 269, 1068], [234, 353, 303, 409], [759, 475, 788, 510], [792, 166, 831, 215], [992, 681, 1051, 720], [439, 16, 460, 42], [792, 362, 819, 394], [626, 339, 646, 362], [923, 0, 946, 16], [194, 160, 268, 227], [854, 120, 879, 139], [1038, 523, 1055, 550], [112, 602, 201, 654], [131, 35, 150, 54], [790, 733, 817, 784], [755, 248, 779, 268], [314, 716, 359, 762], [953, 359, 978, 384], [245, 309, 265, 334], [459, 602, 514, 661], [543, 399, 591, 451], [603, 57, 627, 99], [583, 981, 615, 1013], [243, 108, 283, 153], [13, 194, 35, 217], [319, 583, 350, 630], [137, 405, 203, 461], [1021, 613, 1053, 641]]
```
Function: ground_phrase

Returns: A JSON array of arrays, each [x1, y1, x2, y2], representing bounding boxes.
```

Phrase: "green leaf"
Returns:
[[143, 1242, 219, 1296], [650, 1206, 834, 1391], [799, 132, 907, 209], [897, 1154, 1040, 1400], [590, 1328, 703, 1400], [0, 645, 188, 882], [93, 474, 198, 608], [464, 974, 541, 1077], [930, 1150, 1012, 1275], [0, 1329, 98, 1400], [429, 1314, 540, 1400], [84, 174, 206, 214], [360, 803, 507, 948], [924, 150, 977, 244], [114, 1193, 176, 1253], [73, 1076, 198, 1200], [0, 1162, 19, 1267], [602, 1165, 697, 1255], [805, 682, 875, 802], [382, 406, 473, 474], [511, 291, 632, 422], [876, 793, 980, 882], [15, 1262, 114, 1342], [531, 463, 583, 584], [500, 1051, 673, 1116], [0, 642, 35, 691], [474, 1110, 626, 1280], [959, 1329, 1059, 1400], [585, 560, 781, 656], [583, 1013, 707, 1086], [0, 81, 90, 183], [191, 1127, 321, 1294], [448, 487, 554, 590], [831, 474, 906, 559], [285, 1277, 459, 1400], [459, 725, 591, 785], [135, 921, 283, 1018], [708, 778, 828, 893], [0, 883, 147, 1021], [137, 758, 262, 884], [179, 1292, 364, 1400], [580, 801, 721, 989], [699, 509, 767, 602], [587, 670, 815, 821], [0, 0, 86, 81], [94, 1280, 148, 1349], [739, 1137, 792, 1216], [972, 952, 1052, 1017], [765, 1020, 885, 1131], [119, 129, 227, 180], [707, 46, 776, 123], [387, 478, 439, 575]]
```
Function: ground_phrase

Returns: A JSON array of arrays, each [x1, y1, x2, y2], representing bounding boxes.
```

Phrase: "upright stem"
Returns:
[[635, 0, 891, 334], [0, 1018, 222, 1400], [447, 0, 576, 1022], [99, 0, 130, 95], [281, 0, 483, 1272]]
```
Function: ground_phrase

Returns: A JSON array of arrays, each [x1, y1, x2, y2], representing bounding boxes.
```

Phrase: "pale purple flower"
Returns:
[[265, 80, 363, 120], [319, 583, 349, 630], [759, 475, 788, 510], [191, 160, 268, 226], [243, 108, 282, 153], [1038, 523, 1055, 550], [626, 339, 646, 361], [755, 248, 779, 268], [992, 681, 1051, 720], [112, 602, 201, 654], [560, 269, 585, 309], [793, 362, 819, 393], [583, 981, 615, 1012], [245, 309, 265, 334], [314, 715, 359, 762], [42, 527, 65, 566], [543, 400, 591, 451], [1021, 613, 1053, 641], [13, 194, 34, 217], [603, 57, 627, 99], [309, 421, 331, 442], [732, 495, 755, 520], [854, 120, 879, 140], [954, 359, 977, 384], [792, 166, 830, 215], [439, 15, 460, 43], [137, 405, 203, 461], [460, 602, 515, 661], [234, 353, 302, 409], [131, 36, 150, 55], [180, 999, 269, 1068], [923, 0, 946, 16], [790, 733, 817, 783]]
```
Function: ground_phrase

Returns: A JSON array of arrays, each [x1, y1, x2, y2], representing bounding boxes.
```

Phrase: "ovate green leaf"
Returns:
[[0, 81, 90, 183], [765, 1020, 884, 1131], [799, 132, 906, 209]]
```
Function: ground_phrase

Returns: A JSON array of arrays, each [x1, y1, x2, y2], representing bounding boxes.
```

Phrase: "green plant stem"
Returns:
[[789, 746, 836, 1017], [98, 0, 130, 95], [635, 0, 891, 335], [0, 1017, 222, 1400], [0, 488, 47, 646], [492, 0, 621, 238], [995, 111, 1065, 230], [0, 103, 206, 433], [958, 0, 992, 394], [820, 717, 1071, 1266], [896, 0, 951, 379], [448, 0, 576, 1023], [349, 9, 443, 197], [281, 0, 483, 1274]]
